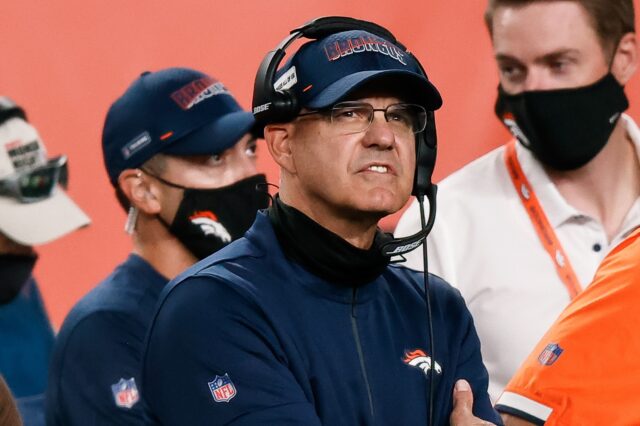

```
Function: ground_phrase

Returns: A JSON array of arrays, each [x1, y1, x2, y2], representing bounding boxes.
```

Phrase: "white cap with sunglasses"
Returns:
[[0, 111, 89, 245]]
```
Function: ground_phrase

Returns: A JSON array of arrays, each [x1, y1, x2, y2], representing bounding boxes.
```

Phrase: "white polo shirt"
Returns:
[[395, 115, 640, 402]]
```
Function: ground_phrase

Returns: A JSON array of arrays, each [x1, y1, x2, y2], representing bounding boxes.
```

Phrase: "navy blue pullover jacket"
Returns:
[[142, 212, 500, 425], [47, 255, 166, 425]]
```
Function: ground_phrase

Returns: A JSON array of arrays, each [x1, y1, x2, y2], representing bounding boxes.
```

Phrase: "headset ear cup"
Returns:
[[271, 90, 300, 123], [412, 124, 437, 197]]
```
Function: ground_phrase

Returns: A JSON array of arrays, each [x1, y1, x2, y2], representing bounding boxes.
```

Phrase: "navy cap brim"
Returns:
[[163, 110, 256, 156], [306, 70, 443, 111]]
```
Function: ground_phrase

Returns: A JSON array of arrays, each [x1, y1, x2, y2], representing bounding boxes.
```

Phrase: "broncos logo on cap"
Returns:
[[403, 349, 442, 376], [189, 211, 232, 242]]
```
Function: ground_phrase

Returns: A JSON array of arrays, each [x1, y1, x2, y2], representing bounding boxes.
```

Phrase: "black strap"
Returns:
[[0, 97, 26, 125], [292, 17, 401, 47]]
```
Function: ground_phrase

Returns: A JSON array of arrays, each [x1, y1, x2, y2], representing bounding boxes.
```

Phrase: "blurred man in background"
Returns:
[[0, 97, 90, 426], [45, 67, 268, 425], [396, 0, 638, 401]]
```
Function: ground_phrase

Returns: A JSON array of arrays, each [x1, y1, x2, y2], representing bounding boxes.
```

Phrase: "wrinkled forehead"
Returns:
[[0, 118, 47, 179]]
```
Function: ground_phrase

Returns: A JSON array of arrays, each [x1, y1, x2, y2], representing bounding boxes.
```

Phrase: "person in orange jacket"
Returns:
[[496, 227, 640, 424]]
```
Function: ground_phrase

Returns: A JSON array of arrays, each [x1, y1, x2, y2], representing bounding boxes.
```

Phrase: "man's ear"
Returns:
[[612, 32, 638, 85], [117, 169, 162, 214], [264, 123, 297, 174]]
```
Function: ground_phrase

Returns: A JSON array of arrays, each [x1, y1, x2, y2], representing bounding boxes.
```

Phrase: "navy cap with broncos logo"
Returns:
[[102, 67, 256, 185], [274, 30, 442, 111]]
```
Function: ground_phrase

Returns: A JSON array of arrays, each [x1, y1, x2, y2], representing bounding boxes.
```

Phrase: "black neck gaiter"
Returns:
[[268, 196, 390, 287], [0, 254, 37, 304]]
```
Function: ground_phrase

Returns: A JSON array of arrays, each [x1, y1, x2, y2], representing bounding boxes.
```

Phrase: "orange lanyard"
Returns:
[[504, 141, 583, 300]]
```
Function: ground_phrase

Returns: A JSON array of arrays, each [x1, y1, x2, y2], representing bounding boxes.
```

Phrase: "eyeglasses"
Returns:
[[298, 101, 428, 136], [0, 155, 68, 203]]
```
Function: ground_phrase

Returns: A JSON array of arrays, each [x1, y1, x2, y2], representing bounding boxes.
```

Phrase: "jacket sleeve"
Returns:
[[449, 288, 503, 425], [142, 275, 322, 426], [45, 312, 146, 425]]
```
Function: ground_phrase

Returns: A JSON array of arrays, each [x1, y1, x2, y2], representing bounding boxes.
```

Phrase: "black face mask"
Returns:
[[0, 254, 37, 305], [495, 73, 629, 171], [152, 174, 269, 260]]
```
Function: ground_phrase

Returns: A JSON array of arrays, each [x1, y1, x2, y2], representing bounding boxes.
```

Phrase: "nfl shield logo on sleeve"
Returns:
[[538, 343, 564, 366], [111, 377, 140, 409], [208, 373, 237, 403]]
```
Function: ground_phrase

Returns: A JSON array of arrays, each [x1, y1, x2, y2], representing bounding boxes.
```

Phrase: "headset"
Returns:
[[252, 16, 438, 257], [253, 17, 440, 425]]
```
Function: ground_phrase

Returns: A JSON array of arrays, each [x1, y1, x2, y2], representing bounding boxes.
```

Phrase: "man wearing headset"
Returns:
[[0, 97, 90, 426], [142, 19, 500, 425], [45, 68, 268, 425], [396, 0, 639, 402]]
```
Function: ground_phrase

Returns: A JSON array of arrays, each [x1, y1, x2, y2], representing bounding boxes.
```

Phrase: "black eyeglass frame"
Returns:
[[297, 101, 428, 135]]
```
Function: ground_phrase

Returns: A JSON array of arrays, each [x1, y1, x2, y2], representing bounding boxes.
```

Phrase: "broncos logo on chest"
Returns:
[[403, 349, 442, 376]]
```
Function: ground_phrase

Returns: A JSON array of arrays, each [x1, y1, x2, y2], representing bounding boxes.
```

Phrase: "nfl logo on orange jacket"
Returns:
[[537, 343, 563, 366]]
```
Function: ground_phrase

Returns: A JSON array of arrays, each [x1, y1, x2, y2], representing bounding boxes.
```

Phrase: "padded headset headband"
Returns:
[[252, 16, 427, 124], [0, 97, 27, 126], [253, 17, 439, 255], [252, 16, 437, 202]]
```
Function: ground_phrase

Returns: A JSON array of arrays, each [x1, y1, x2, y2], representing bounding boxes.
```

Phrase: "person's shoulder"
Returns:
[[53, 301, 136, 367], [59, 278, 122, 332], [600, 227, 640, 272], [387, 264, 463, 301], [560, 228, 640, 311], [175, 236, 266, 286], [564, 228, 640, 315], [60, 258, 147, 324], [157, 226, 276, 315], [56, 256, 163, 345], [143, 234, 279, 364], [169, 212, 282, 287]]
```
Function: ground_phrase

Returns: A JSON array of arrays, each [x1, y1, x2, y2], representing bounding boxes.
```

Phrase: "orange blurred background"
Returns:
[[2, 0, 639, 328]]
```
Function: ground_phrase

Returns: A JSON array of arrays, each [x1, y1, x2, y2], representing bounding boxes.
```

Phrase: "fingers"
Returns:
[[454, 379, 474, 412], [450, 379, 474, 425], [450, 379, 495, 426]]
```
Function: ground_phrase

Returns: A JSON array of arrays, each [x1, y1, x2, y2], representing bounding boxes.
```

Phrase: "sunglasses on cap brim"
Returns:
[[0, 155, 69, 203]]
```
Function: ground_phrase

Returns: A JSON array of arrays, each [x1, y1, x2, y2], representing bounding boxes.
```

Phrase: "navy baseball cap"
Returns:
[[275, 30, 442, 111], [102, 67, 255, 185]]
